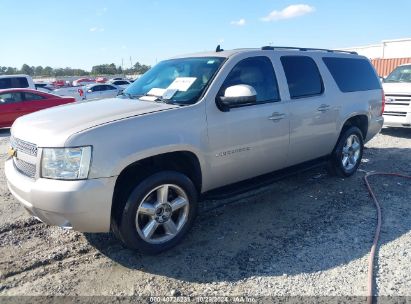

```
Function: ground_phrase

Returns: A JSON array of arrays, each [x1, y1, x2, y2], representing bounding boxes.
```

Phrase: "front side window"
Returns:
[[281, 56, 323, 99], [384, 65, 411, 83], [220, 56, 280, 103], [87, 85, 101, 92], [0, 92, 24, 104], [124, 57, 225, 105]]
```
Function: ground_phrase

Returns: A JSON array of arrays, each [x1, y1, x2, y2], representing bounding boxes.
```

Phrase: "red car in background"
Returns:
[[0, 89, 76, 128]]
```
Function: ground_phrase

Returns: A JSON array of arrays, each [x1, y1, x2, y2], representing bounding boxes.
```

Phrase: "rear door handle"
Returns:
[[317, 104, 330, 112], [268, 112, 286, 122]]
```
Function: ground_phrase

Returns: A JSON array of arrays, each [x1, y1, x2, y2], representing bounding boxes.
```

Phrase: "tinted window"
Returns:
[[105, 85, 117, 90], [114, 81, 128, 85], [220, 56, 280, 103], [323, 57, 381, 92], [0, 77, 29, 89], [281, 56, 323, 99], [90, 85, 102, 92], [24, 92, 45, 101], [0, 92, 24, 104]]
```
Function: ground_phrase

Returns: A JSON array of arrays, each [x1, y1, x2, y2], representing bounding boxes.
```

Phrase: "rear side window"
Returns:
[[24, 92, 45, 101], [281, 56, 323, 99], [323, 57, 381, 92], [0, 77, 29, 89]]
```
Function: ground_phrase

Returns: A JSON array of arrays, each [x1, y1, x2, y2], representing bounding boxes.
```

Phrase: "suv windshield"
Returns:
[[384, 65, 411, 83], [123, 57, 225, 105]]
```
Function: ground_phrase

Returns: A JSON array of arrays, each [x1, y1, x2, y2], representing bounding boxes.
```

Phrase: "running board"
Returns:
[[201, 156, 329, 201]]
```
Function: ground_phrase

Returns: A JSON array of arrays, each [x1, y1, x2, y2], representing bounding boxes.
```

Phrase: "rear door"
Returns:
[[280, 55, 339, 165], [22, 92, 49, 111], [0, 92, 25, 127]]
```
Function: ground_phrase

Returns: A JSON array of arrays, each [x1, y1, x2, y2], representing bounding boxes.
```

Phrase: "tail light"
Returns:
[[78, 89, 84, 97], [381, 89, 385, 116]]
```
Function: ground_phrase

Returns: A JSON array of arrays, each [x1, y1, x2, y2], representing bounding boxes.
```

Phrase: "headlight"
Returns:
[[41, 146, 92, 180]]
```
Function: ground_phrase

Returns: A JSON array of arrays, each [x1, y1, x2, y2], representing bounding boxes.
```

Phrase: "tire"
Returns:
[[114, 171, 198, 254], [327, 126, 364, 177]]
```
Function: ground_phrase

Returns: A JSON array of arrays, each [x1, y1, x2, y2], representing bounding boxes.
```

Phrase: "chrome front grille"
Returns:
[[383, 111, 407, 117], [385, 94, 411, 106], [10, 136, 38, 178], [10, 136, 38, 156], [13, 158, 36, 178]]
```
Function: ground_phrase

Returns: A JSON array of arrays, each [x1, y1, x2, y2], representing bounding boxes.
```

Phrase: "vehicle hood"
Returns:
[[12, 97, 178, 147], [382, 82, 411, 94]]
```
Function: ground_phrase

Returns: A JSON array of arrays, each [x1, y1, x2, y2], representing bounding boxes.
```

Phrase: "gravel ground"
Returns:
[[0, 127, 410, 300]]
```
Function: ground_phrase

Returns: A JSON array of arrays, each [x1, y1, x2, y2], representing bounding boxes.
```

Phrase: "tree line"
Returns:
[[0, 62, 151, 77]]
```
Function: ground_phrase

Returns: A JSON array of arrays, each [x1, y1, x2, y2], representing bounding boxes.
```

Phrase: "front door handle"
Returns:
[[317, 104, 330, 112], [268, 112, 286, 122]]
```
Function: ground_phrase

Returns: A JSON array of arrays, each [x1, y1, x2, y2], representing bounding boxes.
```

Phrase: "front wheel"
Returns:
[[115, 171, 198, 254], [327, 126, 364, 177]]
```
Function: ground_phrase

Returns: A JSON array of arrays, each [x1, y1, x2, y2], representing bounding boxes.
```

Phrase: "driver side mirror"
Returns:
[[216, 84, 257, 112]]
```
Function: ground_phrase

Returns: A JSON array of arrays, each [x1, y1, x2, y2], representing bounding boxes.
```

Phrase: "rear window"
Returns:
[[281, 56, 324, 99], [0, 77, 29, 89], [323, 57, 381, 92]]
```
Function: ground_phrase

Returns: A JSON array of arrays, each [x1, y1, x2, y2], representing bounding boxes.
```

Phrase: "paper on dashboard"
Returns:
[[147, 88, 166, 97], [167, 77, 197, 92]]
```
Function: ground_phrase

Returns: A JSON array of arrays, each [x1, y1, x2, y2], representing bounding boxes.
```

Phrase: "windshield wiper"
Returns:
[[121, 92, 186, 106], [118, 92, 141, 99]]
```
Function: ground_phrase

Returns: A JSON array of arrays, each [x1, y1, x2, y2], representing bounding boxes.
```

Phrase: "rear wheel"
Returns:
[[327, 126, 364, 177], [114, 171, 198, 254]]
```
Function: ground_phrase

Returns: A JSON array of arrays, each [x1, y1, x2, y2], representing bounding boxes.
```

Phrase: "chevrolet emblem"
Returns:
[[8, 147, 17, 158]]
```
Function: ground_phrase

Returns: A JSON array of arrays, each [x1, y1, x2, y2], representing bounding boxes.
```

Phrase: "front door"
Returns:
[[0, 92, 25, 127], [205, 56, 290, 190]]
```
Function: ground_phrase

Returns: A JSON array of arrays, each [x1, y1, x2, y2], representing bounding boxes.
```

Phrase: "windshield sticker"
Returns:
[[147, 88, 166, 97], [207, 60, 215, 64], [167, 77, 197, 92], [139, 96, 159, 102], [162, 89, 178, 100]]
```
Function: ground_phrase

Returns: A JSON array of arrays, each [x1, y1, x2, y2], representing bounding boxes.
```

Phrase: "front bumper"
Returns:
[[5, 159, 116, 232]]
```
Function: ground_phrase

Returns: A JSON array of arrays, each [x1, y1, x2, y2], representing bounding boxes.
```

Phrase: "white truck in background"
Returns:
[[0, 75, 35, 90], [382, 64, 411, 128]]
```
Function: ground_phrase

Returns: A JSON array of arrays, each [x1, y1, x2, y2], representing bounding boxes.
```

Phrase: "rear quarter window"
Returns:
[[322, 57, 381, 92]]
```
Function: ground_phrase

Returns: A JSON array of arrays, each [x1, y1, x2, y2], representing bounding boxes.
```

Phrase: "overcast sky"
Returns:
[[1, 0, 411, 70]]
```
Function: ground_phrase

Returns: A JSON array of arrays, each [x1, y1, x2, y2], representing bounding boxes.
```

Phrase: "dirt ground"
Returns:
[[0, 127, 410, 299]]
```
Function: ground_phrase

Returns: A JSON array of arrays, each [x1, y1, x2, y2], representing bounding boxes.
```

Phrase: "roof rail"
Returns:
[[261, 46, 358, 55]]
